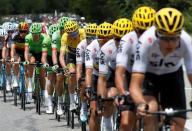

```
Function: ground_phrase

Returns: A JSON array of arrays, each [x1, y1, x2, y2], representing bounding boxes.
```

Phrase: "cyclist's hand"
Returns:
[[136, 103, 149, 117], [43, 63, 49, 68], [52, 64, 59, 72], [1, 58, 6, 63], [10, 57, 14, 63], [24, 61, 30, 65], [69, 67, 75, 73], [63, 67, 69, 76]]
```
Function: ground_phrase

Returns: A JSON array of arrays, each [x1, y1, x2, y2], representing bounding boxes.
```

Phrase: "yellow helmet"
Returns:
[[132, 6, 156, 30], [97, 22, 113, 37], [85, 23, 97, 35], [113, 18, 133, 38], [64, 20, 79, 33], [155, 8, 184, 35]]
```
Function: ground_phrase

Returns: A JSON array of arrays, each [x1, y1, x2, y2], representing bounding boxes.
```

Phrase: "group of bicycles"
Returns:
[[0, 60, 192, 131]]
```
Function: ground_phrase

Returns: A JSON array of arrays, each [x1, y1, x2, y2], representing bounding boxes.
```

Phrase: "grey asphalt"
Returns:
[[0, 92, 82, 131]]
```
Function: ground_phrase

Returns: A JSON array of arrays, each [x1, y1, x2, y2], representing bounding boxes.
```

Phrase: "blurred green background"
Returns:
[[0, 0, 192, 32]]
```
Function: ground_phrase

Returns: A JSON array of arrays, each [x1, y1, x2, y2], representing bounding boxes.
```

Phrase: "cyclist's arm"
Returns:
[[85, 68, 93, 87], [52, 45, 58, 65], [97, 50, 108, 97], [115, 66, 127, 95], [129, 72, 146, 104], [24, 44, 29, 61], [41, 50, 47, 64], [59, 46, 67, 68], [76, 63, 82, 81], [76, 43, 84, 81], [2, 41, 6, 60], [10, 44, 15, 59], [51, 34, 58, 65], [85, 48, 93, 87], [115, 39, 130, 95]]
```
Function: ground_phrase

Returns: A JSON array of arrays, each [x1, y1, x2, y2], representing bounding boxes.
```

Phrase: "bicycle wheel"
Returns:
[[71, 111, 74, 129], [3, 84, 6, 102], [14, 87, 17, 106], [81, 121, 87, 131]]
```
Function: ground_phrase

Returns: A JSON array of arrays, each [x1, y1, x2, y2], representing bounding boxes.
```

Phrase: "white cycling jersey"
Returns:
[[132, 26, 192, 75], [76, 39, 87, 64], [116, 31, 138, 72], [85, 39, 100, 75], [99, 39, 117, 75]]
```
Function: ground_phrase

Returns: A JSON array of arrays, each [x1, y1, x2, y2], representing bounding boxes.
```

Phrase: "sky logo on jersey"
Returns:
[[85, 49, 91, 61], [135, 41, 142, 60], [76, 48, 81, 58], [100, 51, 105, 65]]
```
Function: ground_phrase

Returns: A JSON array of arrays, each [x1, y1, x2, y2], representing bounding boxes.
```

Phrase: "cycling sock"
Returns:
[[58, 96, 63, 104], [47, 95, 53, 106], [81, 101, 87, 111], [28, 77, 32, 92], [70, 93, 75, 104]]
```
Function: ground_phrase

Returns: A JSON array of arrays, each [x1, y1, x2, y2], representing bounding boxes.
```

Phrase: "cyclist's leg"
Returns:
[[5, 48, 11, 91], [66, 52, 77, 110], [26, 55, 35, 102], [89, 74, 99, 131], [55, 73, 65, 115], [119, 72, 136, 131], [160, 67, 186, 130], [45, 56, 55, 113], [12, 52, 21, 87], [142, 73, 160, 131]]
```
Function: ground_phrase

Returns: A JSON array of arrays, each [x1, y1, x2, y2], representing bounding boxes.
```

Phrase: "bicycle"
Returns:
[[139, 101, 192, 131], [0, 60, 6, 102], [97, 95, 119, 131], [12, 61, 26, 107]]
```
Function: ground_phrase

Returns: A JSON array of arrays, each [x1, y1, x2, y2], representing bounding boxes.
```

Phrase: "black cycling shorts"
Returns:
[[142, 66, 186, 118], [120, 71, 136, 112], [65, 47, 76, 65], [15, 48, 24, 61], [91, 74, 98, 101], [106, 67, 116, 88], [30, 51, 42, 62]]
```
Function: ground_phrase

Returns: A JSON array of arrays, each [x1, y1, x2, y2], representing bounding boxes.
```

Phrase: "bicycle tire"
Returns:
[[3, 84, 6, 102], [14, 87, 17, 106], [81, 121, 86, 131], [71, 111, 74, 129]]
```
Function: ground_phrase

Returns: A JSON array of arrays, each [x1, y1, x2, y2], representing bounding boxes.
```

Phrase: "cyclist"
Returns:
[[50, 17, 69, 114], [24, 23, 51, 103], [129, 8, 192, 131], [45, 23, 59, 114], [85, 22, 112, 131], [58, 20, 86, 115], [4, 22, 15, 91], [11, 22, 29, 88], [76, 23, 97, 122], [115, 7, 156, 131], [0, 29, 7, 85], [79, 17, 87, 28]]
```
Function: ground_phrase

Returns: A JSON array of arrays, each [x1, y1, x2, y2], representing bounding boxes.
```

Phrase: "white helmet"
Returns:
[[80, 17, 85, 21], [2, 22, 15, 31], [0, 29, 8, 37]]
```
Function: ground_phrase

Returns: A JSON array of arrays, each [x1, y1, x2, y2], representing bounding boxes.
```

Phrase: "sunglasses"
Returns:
[[8, 30, 14, 33], [68, 31, 79, 37], [156, 32, 180, 41], [20, 30, 28, 33], [113, 37, 121, 42]]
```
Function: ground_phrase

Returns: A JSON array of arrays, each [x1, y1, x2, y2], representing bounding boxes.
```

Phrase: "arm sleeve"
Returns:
[[116, 40, 130, 68], [85, 46, 93, 68]]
